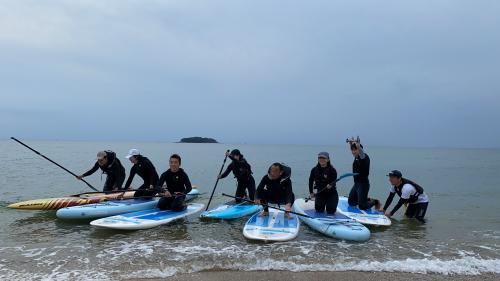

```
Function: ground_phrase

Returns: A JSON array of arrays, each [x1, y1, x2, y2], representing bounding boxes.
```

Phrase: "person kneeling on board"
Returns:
[[346, 136, 381, 210], [309, 152, 338, 214], [123, 149, 159, 198], [77, 150, 126, 192], [379, 170, 429, 223], [254, 163, 295, 217], [218, 149, 256, 203], [156, 154, 192, 211]]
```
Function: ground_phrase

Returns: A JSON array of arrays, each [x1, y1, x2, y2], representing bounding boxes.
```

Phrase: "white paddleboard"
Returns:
[[243, 208, 300, 242], [337, 196, 391, 226], [90, 203, 204, 230]]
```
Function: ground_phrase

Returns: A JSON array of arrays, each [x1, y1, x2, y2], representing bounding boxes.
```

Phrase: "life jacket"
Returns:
[[394, 178, 425, 203]]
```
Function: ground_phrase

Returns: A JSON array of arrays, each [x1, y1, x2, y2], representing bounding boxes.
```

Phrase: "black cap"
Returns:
[[230, 149, 241, 156], [387, 170, 402, 178]]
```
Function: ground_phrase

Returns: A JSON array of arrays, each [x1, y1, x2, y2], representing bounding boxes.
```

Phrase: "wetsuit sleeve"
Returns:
[[183, 170, 192, 194], [255, 176, 267, 200], [383, 192, 396, 211], [357, 143, 366, 159], [284, 179, 294, 205], [124, 166, 136, 188], [308, 168, 315, 194], [158, 172, 167, 188], [81, 162, 99, 177], [219, 163, 234, 179], [390, 198, 409, 216]]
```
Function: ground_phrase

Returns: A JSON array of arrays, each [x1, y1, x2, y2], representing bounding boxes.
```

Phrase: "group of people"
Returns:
[[77, 137, 429, 222], [77, 149, 192, 212]]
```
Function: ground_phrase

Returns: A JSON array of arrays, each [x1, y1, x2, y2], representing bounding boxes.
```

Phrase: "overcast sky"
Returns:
[[1, 1, 499, 147]]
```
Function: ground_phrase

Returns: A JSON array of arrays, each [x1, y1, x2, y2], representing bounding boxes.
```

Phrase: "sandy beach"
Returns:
[[136, 271, 500, 281]]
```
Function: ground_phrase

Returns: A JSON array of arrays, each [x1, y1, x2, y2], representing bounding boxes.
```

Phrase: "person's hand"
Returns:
[[149, 185, 154, 189], [254, 199, 261, 205], [225, 151, 231, 157], [164, 191, 172, 198], [309, 193, 315, 199], [174, 192, 183, 196], [385, 211, 392, 218], [326, 184, 332, 190], [356, 136, 361, 144], [112, 187, 119, 191], [378, 208, 385, 213], [217, 175, 222, 179], [126, 186, 133, 190], [285, 205, 292, 213], [76, 175, 83, 180]]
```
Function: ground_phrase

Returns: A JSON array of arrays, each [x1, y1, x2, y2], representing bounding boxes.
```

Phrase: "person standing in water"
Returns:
[[77, 150, 125, 192], [255, 163, 295, 217], [157, 154, 192, 211], [309, 152, 338, 214], [346, 137, 380, 210], [380, 170, 429, 222], [218, 149, 256, 202], [123, 149, 159, 198]]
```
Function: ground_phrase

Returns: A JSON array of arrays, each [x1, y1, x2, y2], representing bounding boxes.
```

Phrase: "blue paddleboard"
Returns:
[[200, 201, 262, 219]]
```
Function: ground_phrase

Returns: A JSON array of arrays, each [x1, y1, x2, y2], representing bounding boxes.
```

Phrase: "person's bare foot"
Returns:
[[373, 199, 381, 210]]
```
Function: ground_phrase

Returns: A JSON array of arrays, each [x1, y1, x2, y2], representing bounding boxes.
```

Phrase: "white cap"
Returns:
[[125, 148, 141, 159]]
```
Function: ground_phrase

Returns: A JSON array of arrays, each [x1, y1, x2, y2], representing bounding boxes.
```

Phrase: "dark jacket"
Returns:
[[353, 153, 370, 184], [309, 164, 337, 194], [157, 168, 192, 194], [256, 167, 294, 205], [124, 156, 159, 189], [82, 151, 125, 189], [220, 155, 253, 181]]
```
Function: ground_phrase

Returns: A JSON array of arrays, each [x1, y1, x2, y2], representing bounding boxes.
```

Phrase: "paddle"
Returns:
[[222, 193, 355, 225], [305, 172, 358, 202], [205, 150, 230, 211], [220, 193, 317, 220], [71, 186, 199, 197], [11, 137, 99, 192]]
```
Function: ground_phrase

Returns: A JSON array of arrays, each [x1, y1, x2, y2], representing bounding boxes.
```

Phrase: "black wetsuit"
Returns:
[[157, 168, 192, 211], [256, 169, 294, 212], [309, 164, 338, 214], [348, 148, 375, 210], [124, 156, 159, 197], [81, 151, 125, 192], [220, 155, 256, 201]]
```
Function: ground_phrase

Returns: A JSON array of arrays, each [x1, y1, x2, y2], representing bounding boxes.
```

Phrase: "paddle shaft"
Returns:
[[305, 172, 358, 202], [205, 150, 230, 211], [11, 137, 99, 192], [221, 193, 314, 219]]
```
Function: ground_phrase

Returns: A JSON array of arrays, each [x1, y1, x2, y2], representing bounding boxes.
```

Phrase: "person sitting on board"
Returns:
[[379, 170, 429, 223], [218, 149, 256, 203], [77, 150, 126, 192], [123, 149, 159, 198], [346, 136, 381, 210], [254, 163, 295, 217], [156, 154, 193, 211], [309, 152, 338, 214]]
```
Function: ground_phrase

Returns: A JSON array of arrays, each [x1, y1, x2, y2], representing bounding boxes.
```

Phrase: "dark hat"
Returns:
[[387, 170, 403, 178], [230, 149, 241, 156], [318, 152, 330, 159]]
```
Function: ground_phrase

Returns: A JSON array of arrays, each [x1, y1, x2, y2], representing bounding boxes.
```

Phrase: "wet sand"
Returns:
[[135, 271, 500, 281]]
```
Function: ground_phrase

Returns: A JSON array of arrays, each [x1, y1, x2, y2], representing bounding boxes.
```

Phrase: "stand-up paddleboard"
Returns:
[[337, 196, 391, 226], [56, 189, 201, 220], [243, 208, 300, 242], [90, 203, 204, 230], [293, 198, 370, 241], [7, 191, 136, 210], [200, 201, 262, 220]]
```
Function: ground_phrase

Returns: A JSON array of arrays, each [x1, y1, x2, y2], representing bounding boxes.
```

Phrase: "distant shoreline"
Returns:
[[178, 137, 219, 144]]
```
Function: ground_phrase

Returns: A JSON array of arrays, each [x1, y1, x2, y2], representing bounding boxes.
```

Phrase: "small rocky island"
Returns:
[[179, 137, 219, 143]]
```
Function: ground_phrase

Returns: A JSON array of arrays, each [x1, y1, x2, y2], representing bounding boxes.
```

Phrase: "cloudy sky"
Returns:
[[1, 1, 499, 147]]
